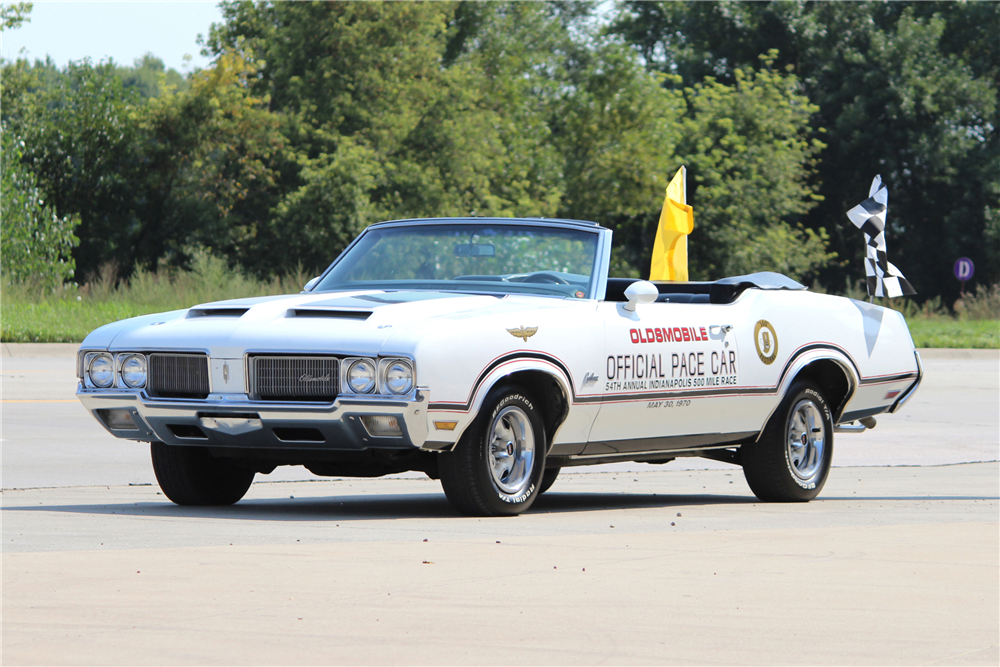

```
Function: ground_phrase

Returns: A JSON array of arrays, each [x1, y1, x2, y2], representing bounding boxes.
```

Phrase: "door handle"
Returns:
[[709, 324, 733, 345]]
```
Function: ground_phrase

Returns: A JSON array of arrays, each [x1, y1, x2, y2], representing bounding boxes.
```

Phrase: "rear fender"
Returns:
[[755, 349, 859, 441]]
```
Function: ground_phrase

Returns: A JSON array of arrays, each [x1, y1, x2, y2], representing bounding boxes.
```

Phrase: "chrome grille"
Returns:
[[250, 356, 339, 402], [148, 354, 210, 399]]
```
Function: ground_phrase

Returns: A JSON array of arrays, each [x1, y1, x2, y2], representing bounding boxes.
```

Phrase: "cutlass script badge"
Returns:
[[507, 326, 538, 342], [299, 373, 332, 383], [754, 319, 778, 365]]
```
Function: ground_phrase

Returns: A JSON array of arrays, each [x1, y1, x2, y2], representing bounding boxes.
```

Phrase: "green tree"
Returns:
[[610, 1, 999, 299], [8, 52, 284, 279], [678, 54, 832, 280], [0, 56, 64, 130], [16, 60, 146, 280], [818, 8, 997, 301], [117, 53, 188, 99], [0, 125, 80, 289], [204, 1, 572, 273], [1, 2, 32, 30], [551, 40, 684, 276], [140, 50, 285, 272]]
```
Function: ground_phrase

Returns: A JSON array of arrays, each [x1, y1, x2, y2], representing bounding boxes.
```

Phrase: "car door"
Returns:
[[584, 295, 748, 456]]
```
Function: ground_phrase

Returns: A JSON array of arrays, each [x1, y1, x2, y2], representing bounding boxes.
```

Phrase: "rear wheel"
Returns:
[[742, 381, 833, 502], [439, 386, 546, 516], [151, 442, 255, 506]]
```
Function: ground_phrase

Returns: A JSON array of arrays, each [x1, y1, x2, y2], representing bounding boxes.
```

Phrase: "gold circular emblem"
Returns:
[[754, 319, 778, 365]]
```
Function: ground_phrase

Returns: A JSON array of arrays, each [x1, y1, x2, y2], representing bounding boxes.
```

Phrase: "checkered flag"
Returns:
[[846, 175, 915, 298]]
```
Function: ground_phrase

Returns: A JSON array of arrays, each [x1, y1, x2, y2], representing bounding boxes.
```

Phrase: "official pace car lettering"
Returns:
[[606, 326, 738, 392]]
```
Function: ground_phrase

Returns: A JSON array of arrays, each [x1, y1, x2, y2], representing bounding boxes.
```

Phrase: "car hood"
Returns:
[[84, 290, 576, 358]]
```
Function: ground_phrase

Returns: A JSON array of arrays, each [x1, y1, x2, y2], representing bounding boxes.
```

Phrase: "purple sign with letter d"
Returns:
[[954, 258, 975, 282]]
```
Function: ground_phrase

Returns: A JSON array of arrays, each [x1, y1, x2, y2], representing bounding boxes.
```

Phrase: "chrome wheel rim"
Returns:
[[786, 399, 826, 482], [488, 406, 536, 496]]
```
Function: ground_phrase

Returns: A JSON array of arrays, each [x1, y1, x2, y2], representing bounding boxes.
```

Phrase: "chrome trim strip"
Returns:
[[77, 385, 430, 449], [834, 422, 867, 433], [591, 227, 613, 301], [889, 350, 923, 414], [559, 443, 740, 467], [567, 443, 738, 460]]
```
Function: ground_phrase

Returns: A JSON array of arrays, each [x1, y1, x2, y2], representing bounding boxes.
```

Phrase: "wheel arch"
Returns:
[[756, 350, 859, 441], [792, 358, 855, 422], [459, 363, 572, 454], [501, 369, 570, 451]]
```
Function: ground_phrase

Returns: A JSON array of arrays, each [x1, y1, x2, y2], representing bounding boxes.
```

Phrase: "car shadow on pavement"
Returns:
[[532, 492, 757, 513], [1, 490, 760, 521]]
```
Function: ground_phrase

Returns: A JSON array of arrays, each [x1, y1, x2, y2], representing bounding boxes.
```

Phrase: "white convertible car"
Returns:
[[77, 217, 922, 515]]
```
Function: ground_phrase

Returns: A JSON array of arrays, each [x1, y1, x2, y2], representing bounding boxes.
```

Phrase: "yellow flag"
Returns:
[[649, 166, 693, 281]]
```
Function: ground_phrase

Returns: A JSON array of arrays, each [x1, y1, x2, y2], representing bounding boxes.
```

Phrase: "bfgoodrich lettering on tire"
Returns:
[[741, 381, 833, 502], [439, 385, 546, 516]]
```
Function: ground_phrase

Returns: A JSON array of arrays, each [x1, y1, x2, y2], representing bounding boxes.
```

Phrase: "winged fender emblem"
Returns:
[[507, 325, 538, 342]]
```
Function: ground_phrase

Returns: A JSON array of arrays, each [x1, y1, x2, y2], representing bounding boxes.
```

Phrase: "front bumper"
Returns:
[[77, 385, 429, 450]]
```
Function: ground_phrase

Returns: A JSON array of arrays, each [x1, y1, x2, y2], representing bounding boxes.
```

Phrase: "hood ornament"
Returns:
[[507, 325, 538, 342]]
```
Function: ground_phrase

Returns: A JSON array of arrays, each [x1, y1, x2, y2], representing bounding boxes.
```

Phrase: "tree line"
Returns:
[[2, 1, 996, 303]]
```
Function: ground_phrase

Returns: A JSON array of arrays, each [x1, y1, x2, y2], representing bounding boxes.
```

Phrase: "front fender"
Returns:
[[452, 357, 575, 451]]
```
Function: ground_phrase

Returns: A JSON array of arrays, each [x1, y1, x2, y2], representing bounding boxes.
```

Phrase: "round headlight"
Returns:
[[384, 360, 413, 395], [121, 354, 147, 388], [88, 354, 114, 388], [347, 359, 376, 393]]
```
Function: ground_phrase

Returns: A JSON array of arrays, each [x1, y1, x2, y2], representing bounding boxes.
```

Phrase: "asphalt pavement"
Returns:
[[2, 345, 998, 665]]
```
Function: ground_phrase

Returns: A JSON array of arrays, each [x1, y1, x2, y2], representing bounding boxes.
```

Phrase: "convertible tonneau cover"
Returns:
[[606, 272, 807, 304], [713, 272, 807, 291]]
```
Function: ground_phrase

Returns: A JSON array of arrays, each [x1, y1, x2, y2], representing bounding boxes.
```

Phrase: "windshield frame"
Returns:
[[309, 218, 611, 300]]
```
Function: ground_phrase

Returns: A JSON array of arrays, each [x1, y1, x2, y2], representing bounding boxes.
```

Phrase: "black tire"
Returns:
[[539, 467, 561, 495], [742, 381, 834, 502], [439, 386, 546, 516], [151, 442, 255, 506]]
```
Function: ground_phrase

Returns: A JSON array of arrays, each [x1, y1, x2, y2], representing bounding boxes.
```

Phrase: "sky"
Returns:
[[1, 1, 224, 72]]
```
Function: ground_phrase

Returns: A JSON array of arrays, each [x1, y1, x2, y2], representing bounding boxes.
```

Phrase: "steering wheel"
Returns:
[[521, 272, 570, 285]]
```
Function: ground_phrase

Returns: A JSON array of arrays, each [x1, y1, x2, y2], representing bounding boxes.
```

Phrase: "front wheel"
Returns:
[[439, 386, 546, 516], [741, 381, 833, 502], [539, 467, 561, 494], [151, 442, 255, 506]]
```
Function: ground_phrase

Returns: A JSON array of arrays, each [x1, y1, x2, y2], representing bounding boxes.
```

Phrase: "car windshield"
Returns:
[[314, 222, 600, 299]]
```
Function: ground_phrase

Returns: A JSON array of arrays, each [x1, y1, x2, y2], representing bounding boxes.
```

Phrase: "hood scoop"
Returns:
[[187, 307, 249, 318], [288, 309, 372, 320]]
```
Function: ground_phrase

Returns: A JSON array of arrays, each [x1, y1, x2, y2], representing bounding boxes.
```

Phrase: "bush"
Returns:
[[0, 125, 80, 290], [954, 284, 1000, 321]]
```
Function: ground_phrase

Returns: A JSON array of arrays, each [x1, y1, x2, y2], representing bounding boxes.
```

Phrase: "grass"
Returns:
[[906, 318, 999, 349], [3, 258, 998, 348], [1, 253, 310, 344], [2, 299, 152, 344]]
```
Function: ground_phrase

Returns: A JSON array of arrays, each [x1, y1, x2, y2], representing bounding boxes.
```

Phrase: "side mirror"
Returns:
[[623, 280, 658, 312], [302, 276, 320, 292]]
